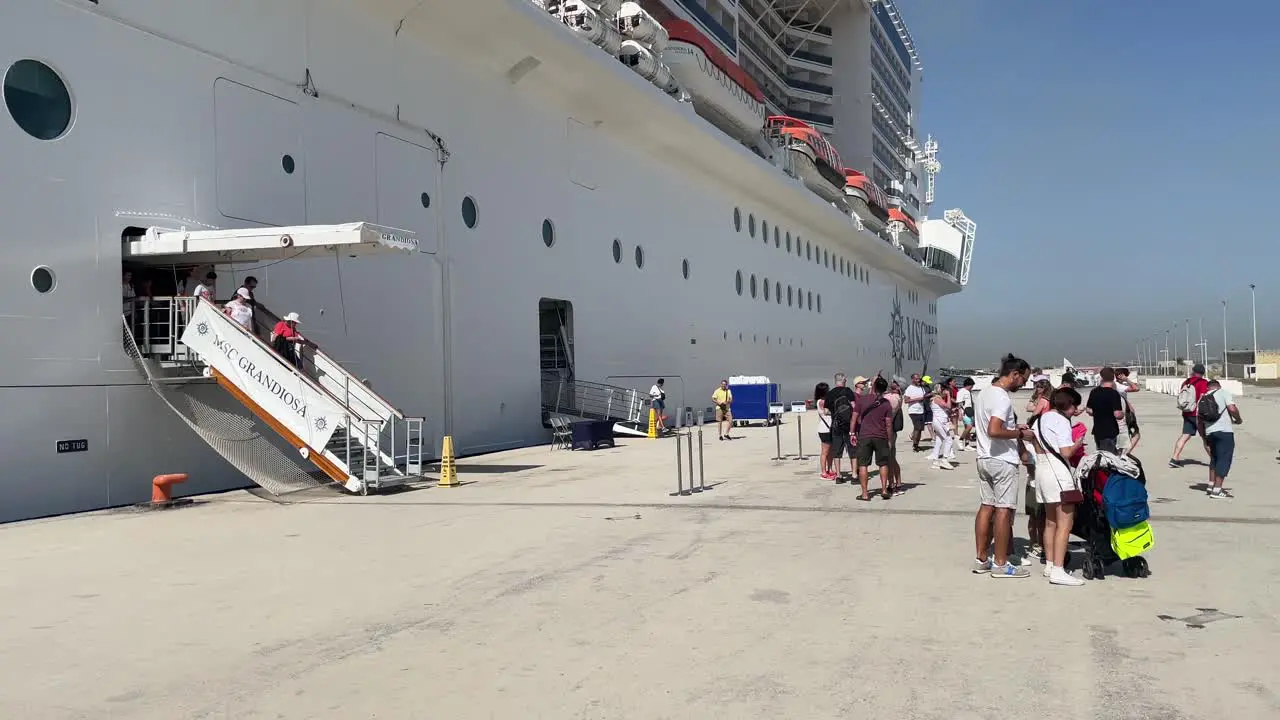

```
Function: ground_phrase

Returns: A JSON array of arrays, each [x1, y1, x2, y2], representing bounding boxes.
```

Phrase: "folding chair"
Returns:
[[550, 416, 574, 450]]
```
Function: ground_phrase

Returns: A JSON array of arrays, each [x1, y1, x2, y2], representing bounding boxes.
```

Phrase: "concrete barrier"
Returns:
[[1144, 376, 1244, 396]]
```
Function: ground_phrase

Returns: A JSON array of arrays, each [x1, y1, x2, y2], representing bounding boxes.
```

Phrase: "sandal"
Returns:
[[881, 491, 893, 500], [857, 495, 872, 502]]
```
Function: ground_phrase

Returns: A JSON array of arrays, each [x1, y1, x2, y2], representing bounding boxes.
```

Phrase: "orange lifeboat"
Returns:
[[842, 168, 890, 231], [765, 116, 844, 203], [887, 207, 919, 242]]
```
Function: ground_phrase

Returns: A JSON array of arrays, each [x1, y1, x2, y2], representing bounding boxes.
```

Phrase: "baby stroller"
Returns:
[[1065, 452, 1152, 580]]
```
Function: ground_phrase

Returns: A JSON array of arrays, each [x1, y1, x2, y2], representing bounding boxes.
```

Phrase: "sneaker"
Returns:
[[1027, 544, 1044, 560], [820, 471, 837, 480], [1013, 554, 1034, 567], [938, 462, 954, 471], [1168, 458, 1181, 468], [990, 562, 1031, 578], [1042, 563, 1054, 578], [971, 558, 992, 574], [1049, 567, 1085, 586], [1209, 488, 1232, 499]]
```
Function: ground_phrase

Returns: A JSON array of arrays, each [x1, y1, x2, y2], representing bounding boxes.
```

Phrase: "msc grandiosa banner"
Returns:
[[181, 301, 344, 451]]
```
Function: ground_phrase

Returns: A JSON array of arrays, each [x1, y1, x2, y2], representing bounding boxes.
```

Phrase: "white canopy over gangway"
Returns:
[[121, 221, 417, 265]]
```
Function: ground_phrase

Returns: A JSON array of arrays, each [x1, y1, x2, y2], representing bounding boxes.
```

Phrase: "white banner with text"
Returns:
[[181, 301, 345, 450]]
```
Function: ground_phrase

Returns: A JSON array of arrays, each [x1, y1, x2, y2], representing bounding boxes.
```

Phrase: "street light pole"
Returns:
[[1185, 319, 1191, 368], [1199, 316, 1206, 366], [1250, 283, 1259, 378], [1222, 299, 1229, 380]]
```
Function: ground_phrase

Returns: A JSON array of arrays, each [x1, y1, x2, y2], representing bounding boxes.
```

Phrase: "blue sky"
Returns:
[[896, 0, 1279, 369]]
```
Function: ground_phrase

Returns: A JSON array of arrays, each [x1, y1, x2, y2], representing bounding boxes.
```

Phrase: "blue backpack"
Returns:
[[1102, 473, 1150, 529]]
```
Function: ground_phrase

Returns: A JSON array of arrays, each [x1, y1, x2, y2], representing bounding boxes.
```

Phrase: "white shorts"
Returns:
[[1033, 454, 1079, 505]]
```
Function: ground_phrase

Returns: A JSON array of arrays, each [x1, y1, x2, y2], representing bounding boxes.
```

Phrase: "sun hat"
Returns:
[[283, 312, 301, 323], [921, 375, 933, 384], [235, 287, 251, 299], [853, 375, 868, 385]]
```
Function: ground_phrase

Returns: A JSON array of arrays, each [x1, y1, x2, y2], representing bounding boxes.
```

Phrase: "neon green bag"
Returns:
[[1111, 521, 1155, 560]]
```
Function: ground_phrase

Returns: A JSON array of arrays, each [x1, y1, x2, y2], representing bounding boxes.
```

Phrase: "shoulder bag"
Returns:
[[1035, 415, 1084, 504]]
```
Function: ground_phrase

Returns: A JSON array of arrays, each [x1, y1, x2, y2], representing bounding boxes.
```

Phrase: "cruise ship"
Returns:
[[2, 0, 976, 522]]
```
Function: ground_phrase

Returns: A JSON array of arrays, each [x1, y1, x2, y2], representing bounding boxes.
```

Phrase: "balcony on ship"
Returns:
[[665, 0, 739, 55], [739, 0, 834, 46]]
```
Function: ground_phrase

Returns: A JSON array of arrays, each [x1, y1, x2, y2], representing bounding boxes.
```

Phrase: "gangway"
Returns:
[[541, 373, 667, 437], [120, 221, 426, 496]]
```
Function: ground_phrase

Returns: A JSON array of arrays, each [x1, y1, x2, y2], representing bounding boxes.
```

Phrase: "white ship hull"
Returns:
[[664, 40, 765, 143], [0, 0, 956, 522]]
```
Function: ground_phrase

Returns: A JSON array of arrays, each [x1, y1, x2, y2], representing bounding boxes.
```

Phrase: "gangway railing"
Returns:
[[541, 374, 649, 424], [123, 296, 425, 494]]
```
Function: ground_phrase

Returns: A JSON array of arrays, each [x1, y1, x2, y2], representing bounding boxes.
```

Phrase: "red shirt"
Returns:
[[272, 321, 299, 340], [1182, 376, 1209, 417]]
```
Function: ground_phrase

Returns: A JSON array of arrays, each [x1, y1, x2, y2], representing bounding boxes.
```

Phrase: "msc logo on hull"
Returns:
[[889, 290, 936, 377]]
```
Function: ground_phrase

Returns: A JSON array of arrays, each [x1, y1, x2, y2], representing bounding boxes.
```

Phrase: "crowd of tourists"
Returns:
[[807, 353, 1242, 587]]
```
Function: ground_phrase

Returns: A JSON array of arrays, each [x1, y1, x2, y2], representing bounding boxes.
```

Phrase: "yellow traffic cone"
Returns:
[[438, 435, 459, 487], [647, 408, 658, 439]]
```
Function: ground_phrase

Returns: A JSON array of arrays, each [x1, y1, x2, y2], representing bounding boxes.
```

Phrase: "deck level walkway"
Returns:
[[1, 390, 1278, 719]]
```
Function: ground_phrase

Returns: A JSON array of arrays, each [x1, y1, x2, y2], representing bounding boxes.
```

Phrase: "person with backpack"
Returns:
[[824, 373, 859, 481], [1198, 379, 1242, 498], [1170, 364, 1210, 467]]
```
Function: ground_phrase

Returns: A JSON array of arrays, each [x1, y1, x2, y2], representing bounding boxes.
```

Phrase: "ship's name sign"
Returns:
[[180, 302, 345, 450]]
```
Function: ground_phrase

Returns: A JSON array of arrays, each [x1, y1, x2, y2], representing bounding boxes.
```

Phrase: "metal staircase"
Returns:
[[122, 296, 425, 495]]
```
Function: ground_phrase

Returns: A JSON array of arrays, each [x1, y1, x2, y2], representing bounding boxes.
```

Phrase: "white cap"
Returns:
[[283, 312, 300, 323], [235, 287, 251, 299]]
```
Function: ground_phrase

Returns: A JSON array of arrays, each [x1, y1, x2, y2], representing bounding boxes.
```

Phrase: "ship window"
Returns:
[[30, 265, 55, 293], [753, 334, 758, 344], [796, 237, 802, 257], [723, 331, 728, 340], [748, 214, 756, 237], [735, 270, 743, 295], [613, 238, 623, 263], [805, 241, 812, 261], [733, 207, 741, 232], [281, 154, 296, 174], [787, 285, 793, 306], [807, 291, 813, 311], [462, 196, 479, 228], [634, 245, 645, 269], [796, 288, 803, 310], [817, 295, 823, 313], [824, 250, 829, 268], [739, 332, 743, 342], [775, 282, 781, 304], [766, 336, 770, 344], [421, 192, 431, 208], [785, 234, 792, 252], [763, 278, 771, 301], [3, 60, 72, 141], [749, 274, 757, 298], [682, 258, 690, 279], [774, 227, 780, 247], [761, 220, 769, 244], [542, 219, 555, 247]]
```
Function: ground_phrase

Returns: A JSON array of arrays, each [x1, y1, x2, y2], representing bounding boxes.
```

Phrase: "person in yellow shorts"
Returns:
[[712, 379, 734, 440]]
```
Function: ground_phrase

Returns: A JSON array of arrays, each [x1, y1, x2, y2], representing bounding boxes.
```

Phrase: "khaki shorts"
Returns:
[[715, 406, 732, 422], [977, 457, 1019, 509]]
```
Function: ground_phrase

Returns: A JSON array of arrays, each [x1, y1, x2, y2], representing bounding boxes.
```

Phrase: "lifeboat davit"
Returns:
[[554, 1, 622, 55], [660, 19, 767, 143], [616, 2, 669, 52], [842, 168, 890, 231], [766, 116, 844, 203], [618, 40, 680, 94], [887, 207, 920, 244]]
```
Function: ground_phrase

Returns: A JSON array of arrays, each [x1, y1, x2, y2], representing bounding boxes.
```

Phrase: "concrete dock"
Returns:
[[2, 389, 1278, 719]]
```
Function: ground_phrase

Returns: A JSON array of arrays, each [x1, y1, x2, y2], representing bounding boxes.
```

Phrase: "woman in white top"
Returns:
[[814, 382, 834, 480], [223, 287, 255, 332], [928, 386, 955, 470], [1031, 387, 1087, 587]]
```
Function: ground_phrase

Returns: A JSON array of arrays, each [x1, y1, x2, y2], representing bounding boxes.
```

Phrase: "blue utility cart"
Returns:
[[728, 381, 782, 426]]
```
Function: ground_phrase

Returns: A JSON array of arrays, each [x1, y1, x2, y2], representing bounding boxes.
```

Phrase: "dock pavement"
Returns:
[[1, 389, 1278, 719]]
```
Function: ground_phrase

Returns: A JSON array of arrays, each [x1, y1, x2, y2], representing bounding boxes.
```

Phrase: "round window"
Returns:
[[421, 192, 431, 209], [774, 227, 780, 247], [763, 278, 771, 301], [682, 258, 690, 279], [3, 60, 72, 141], [748, 214, 756, 237], [749, 274, 757, 298], [735, 270, 743, 295], [775, 282, 781, 304], [461, 196, 479, 228], [612, 239, 623, 264], [817, 295, 823, 313], [634, 245, 644, 269], [30, 266, 55, 293], [541, 219, 555, 247], [733, 207, 742, 232], [281, 154, 296, 174], [761, 220, 769, 244], [808, 291, 813, 311], [796, 237, 802, 257], [806, 241, 812, 261], [785, 231, 791, 251], [787, 286, 793, 306]]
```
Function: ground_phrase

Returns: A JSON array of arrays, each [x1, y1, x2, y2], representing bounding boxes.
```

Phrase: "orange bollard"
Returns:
[[151, 473, 189, 504]]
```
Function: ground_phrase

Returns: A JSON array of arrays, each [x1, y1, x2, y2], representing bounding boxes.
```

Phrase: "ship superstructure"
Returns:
[[1, 0, 975, 522]]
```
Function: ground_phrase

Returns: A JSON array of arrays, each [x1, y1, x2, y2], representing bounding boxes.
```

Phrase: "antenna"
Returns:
[[919, 135, 940, 205]]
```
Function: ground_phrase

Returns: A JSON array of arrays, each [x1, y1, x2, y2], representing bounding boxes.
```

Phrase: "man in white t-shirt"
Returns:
[[956, 378, 976, 451], [903, 373, 928, 452], [973, 354, 1034, 579], [192, 271, 217, 302], [649, 378, 667, 429]]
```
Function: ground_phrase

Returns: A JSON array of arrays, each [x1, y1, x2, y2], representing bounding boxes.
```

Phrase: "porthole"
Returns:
[[805, 241, 812, 261], [774, 227, 780, 247], [541, 219, 555, 247], [797, 288, 804, 311], [761, 220, 769, 243], [817, 295, 823, 313], [767, 336, 771, 345], [787, 285, 793, 306], [723, 331, 728, 340], [612, 239, 623, 264], [4, 60, 73, 141], [749, 274, 757, 298], [281, 154, 296, 174], [735, 270, 743, 295], [634, 245, 645, 269], [461, 196, 479, 228], [734, 207, 742, 231], [420, 192, 431, 208], [796, 237, 802, 257], [807, 291, 813, 311], [30, 265, 55, 293], [753, 334, 758, 344], [763, 278, 771, 301], [785, 231, 791, 251], [775, 281, 782, 304], [739, 332, 744, 342], [682, 258, 690, 279], [748, 214, 756, 237], [824, 249, 829, 267]]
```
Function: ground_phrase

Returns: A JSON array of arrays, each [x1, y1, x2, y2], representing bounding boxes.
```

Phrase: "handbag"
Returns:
[[1035, 416, 1084, 504]]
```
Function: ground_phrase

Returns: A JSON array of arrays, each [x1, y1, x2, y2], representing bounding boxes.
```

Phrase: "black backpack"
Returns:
[[831, 392, 854, 429], [1198, 391, 1222, 424], [892, 405, 904, 433]]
